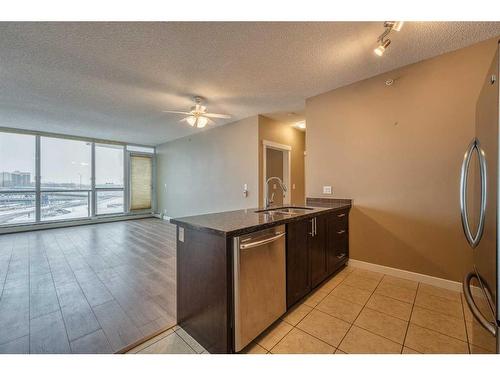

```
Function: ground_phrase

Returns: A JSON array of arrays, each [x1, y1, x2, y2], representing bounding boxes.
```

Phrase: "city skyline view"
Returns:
[[0, 131, 128, 224], [0, 132, 124, 188]]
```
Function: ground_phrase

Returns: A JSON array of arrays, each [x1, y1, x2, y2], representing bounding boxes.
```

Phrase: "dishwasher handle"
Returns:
[[240, 232, 285, 250]]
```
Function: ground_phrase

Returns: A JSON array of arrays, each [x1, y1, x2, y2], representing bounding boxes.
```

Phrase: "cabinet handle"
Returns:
[[314, 218, 317, 236], [337, 230, 346, 235], [337, 213, 346, 218], [309, 219, 314, 236]]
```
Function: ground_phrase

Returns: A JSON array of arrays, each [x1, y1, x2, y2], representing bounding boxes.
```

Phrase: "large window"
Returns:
[[0, 129, 155, 228], [0, 132, 36, 225], [40, 137, 92, 221], [95, 143, 124, 215]]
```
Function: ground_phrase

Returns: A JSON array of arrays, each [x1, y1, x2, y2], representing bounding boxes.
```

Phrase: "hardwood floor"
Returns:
[[0, 218, 177, 354]]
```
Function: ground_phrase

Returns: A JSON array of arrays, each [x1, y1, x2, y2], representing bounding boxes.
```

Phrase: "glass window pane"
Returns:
[[95, 144, 124, 188], [130, 156, 152, 210], [127, 145, 155, 154], [97, 190, 124, 215], [41, 137, 91, 190], [41, 191, 90, 221], [0, 132, 35, 191], [0, 192, 36, 225]]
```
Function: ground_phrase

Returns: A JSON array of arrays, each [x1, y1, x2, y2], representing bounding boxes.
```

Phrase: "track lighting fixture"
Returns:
[[374, 21, 404, 56], [374, 39, 391, 56]]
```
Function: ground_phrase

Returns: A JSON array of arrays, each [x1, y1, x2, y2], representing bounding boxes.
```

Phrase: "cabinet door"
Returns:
[[309, 215, 328, 289], [327, 210, 349, 274], [286, 219, 311, 308]]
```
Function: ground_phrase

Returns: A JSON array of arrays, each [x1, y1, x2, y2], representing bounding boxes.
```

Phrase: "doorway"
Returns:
[[262, 140, 291, 207]]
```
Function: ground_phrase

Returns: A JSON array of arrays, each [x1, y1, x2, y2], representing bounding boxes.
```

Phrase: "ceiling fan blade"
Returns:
[[204, 113, 231, 119], [162, 110, 192, 115]]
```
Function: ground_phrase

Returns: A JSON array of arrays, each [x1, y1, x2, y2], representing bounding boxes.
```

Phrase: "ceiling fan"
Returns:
[[162, 96, 231, 128]]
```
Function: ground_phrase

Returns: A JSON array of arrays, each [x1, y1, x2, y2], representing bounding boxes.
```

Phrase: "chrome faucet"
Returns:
[[265, 177, 287, 208]]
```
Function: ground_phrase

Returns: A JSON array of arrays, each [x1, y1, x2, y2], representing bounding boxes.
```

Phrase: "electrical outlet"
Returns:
[[323, 186, 332, 195]]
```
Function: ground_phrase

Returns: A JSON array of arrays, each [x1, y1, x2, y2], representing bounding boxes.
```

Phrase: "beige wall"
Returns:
[[306, 37, 499, 282], [156, 116, 259, 218], [258, 115, 306, 206]]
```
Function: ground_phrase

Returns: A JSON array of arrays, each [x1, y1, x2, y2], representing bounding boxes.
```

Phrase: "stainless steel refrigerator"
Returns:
[[460, 41, 499, 354]]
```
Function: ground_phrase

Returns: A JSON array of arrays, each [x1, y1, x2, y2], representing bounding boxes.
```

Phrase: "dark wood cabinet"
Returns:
[[286, 209, 350, 308], [326, 209, 349, 275], [175, 202, 351, 353], [286, 219, 311, 307], [309, 215, 328, 288]]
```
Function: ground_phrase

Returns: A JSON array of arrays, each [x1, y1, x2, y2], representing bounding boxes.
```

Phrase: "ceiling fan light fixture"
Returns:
[[196, 116, 209, 128], [186, 116, 197, 126], [162, 96, 231, 129]]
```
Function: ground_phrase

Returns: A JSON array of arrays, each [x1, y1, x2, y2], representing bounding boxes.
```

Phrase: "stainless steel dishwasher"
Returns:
[[233, 225, 286, 352]]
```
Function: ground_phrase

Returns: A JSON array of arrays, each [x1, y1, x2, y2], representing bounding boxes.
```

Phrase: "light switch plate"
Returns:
[[323, 186, 332, 195], [179, 227, 184, 242]]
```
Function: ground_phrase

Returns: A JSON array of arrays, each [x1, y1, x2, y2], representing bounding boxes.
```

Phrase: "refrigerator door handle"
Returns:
[[460, 138, 487, 248], [463, 271, 497, 337]]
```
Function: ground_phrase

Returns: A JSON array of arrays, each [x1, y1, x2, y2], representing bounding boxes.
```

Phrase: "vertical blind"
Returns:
[[130, 155, 152, 210]]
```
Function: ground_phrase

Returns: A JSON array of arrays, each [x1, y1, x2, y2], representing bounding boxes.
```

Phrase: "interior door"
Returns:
[[266, 148, 284, 206], [462, 43, 499, 353]]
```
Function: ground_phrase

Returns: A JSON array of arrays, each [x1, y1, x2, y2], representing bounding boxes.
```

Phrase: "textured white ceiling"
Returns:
[[0, 22, 499, 145]]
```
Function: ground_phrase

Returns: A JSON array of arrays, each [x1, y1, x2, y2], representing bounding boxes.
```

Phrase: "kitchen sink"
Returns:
[[255, 206, 314, 215]]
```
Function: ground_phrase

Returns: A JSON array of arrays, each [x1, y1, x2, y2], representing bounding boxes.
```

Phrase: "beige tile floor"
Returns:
[[128, 265, 497, 354]]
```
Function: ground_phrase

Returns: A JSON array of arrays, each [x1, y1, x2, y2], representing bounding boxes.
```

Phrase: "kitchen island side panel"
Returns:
[[176, 225, 232, 353]]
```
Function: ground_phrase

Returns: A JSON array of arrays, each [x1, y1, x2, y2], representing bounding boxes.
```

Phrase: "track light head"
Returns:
[[374, 21, 403, 57], [374, 39, 391, 56]]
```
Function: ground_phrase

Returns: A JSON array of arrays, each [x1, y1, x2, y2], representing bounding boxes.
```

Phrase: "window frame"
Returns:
[[94, 143, 126, 216], [0, 132, 37, 225], [39, 135, 93, 222], [0, 127, 156, 230]]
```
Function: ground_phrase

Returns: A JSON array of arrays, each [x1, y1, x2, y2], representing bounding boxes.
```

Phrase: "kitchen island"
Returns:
[[170, 198, 351, 353]]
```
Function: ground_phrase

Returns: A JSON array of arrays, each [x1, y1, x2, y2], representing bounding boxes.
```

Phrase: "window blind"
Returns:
[[130, 155, 152, 210]]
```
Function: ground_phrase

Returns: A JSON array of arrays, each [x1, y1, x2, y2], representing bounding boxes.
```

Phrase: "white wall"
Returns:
[[156, 116, 259, 218]]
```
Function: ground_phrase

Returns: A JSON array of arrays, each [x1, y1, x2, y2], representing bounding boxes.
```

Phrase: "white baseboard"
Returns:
[[153, 212, 173, 221], [348, 259, 467, 293]]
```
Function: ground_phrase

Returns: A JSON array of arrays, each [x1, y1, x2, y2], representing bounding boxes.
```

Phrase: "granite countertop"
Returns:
[[170, 199, 351, 237]]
